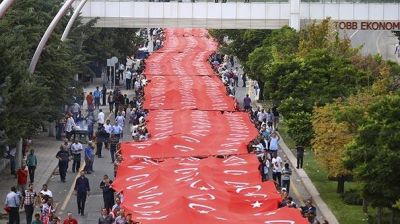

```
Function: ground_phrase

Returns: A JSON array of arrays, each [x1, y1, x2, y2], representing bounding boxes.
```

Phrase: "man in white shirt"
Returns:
[[65, 113, 75, 141], [70, 140, 83, 173], [272, 153, 283, 188], [97, 109, 105, 127], [40, 184, 53, 198], [125, 69, 132, 90]]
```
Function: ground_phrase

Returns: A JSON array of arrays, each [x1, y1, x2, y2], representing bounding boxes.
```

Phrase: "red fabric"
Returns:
[[113, 28, 306, 224], [17, 168, 28, 185], [121, 110, 258, 159], [143, 75, 235, 111], [113, 156, 307, 224]]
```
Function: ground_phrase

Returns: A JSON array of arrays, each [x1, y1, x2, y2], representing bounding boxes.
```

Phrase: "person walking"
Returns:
[[100, 175, 115, 212], [56, 144, 70, 182], [74, 171, 90, 216], [281, 163, 292, 194], [108, 92, 114, 113], [84, 143, 95, 174], [109, 134, 119, 163], [242, 74, 247, 87], [21, 183, 37, 224], [7, 145, 17, 175], [4, 186, 20, 224], [86, 92, 94, 111], [16, 164, 28, 193], [296, 145, 305, 169], [98, 109, 105, 127], [70, 140, 83, 173], [95, 126, 107, 158], [94, 86, 102, 110], [65, 113, 76, 141], [26, 149, 37, 183], [102, 84, 107, 106]]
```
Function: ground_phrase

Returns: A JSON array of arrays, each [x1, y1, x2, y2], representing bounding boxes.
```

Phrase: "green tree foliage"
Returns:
[[345, 94, 400, 210], [247, 27, 298, 100], [0, 0, 141, 148]]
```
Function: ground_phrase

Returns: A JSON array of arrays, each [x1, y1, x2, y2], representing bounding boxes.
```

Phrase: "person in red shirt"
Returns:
[[63, 212, 78, 224], [17, 164, 28, 193], [86, 92, 94, 110]]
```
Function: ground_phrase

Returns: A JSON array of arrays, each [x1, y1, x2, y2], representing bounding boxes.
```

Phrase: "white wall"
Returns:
[[75, 1, 400, 29]]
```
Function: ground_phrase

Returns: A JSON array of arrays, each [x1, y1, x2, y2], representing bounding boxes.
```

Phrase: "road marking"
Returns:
[[60, 161, 86, 211], [349, 30, 359, 40], [376, 30, 384, 55]]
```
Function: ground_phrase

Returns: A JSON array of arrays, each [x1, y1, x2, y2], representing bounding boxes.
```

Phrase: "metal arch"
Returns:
[[28, 0, 76, 74], [0, 0, 15, 18], [61, 0, 88, 42]]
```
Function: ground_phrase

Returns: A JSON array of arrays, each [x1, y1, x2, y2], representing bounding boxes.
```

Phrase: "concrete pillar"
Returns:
[[290, 0, 300, 30]]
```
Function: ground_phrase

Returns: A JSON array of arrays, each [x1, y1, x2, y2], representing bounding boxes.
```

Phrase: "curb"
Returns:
[[252, 101, 339, 224], [278, 135, 339, 224]]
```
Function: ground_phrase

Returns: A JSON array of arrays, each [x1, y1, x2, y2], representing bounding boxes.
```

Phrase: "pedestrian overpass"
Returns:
[[76, 0, 400, 30]]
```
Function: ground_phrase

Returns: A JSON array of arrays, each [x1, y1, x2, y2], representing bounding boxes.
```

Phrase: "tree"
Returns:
[[247, 27, 298, 100], [312, 102, 353, 194], [345, 94, 400, 222]]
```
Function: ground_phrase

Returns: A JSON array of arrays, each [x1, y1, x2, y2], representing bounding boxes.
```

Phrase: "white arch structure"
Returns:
[[0, 0, 14, 18], [28, 0, 76, 74]]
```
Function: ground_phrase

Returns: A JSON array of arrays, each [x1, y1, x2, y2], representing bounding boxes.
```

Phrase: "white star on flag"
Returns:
[[251, 201, 263, 208]]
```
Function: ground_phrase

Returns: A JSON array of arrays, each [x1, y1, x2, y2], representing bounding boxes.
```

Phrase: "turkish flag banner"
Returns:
[[144, 52, 216, 76], [146, 110, 258, 139], [121, 110, 258, 159], [113, 156, 307, 224], [143, 75, 235, 111], [114, 28, 307, 224]]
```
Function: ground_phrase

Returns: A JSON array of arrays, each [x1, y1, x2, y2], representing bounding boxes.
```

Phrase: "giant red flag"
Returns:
[[114, 156, 307, 224], [143, 75, 235, 111]]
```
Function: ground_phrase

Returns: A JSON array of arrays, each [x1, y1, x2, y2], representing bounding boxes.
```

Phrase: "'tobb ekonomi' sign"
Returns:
[[336, 21, 400, 30]]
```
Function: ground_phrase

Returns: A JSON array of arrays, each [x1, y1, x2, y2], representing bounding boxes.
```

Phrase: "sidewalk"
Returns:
[[0, 131, 61, 218], [234, 76, 339, 224]]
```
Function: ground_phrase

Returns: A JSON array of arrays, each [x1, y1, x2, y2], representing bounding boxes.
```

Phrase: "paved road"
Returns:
[[344, 30, 399, 62]]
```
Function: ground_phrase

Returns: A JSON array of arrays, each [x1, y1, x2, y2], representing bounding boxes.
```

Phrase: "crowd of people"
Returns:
[[4, 28, 324, 224], [3, 27, 163, 224], [209, 52, 324, 224]]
